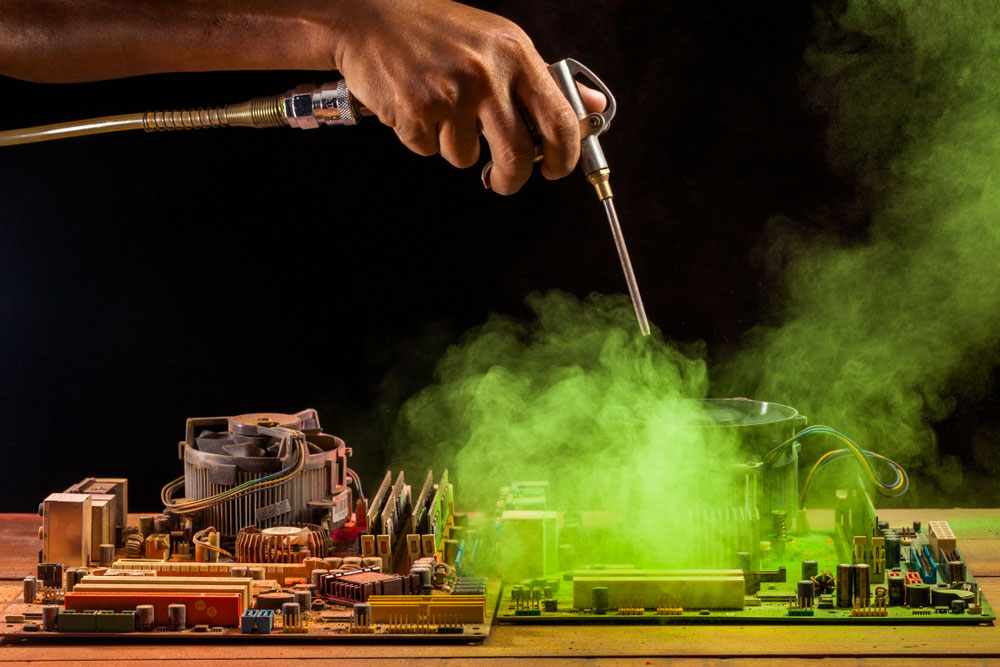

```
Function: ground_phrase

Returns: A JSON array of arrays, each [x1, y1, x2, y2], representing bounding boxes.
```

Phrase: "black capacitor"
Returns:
[[854, 564, 871, 607], [951, 599, 966, 614], [887, 572, 905, 606], [591, 587, 609, 615], [801, 560, 819, 581], [836, 564, 854, 608], [906, 583, 931, 607], [294, 589, 311, 611], [884, 533, 901, 569], [41, 605, 59, 631], [797, 580, 815, 608]]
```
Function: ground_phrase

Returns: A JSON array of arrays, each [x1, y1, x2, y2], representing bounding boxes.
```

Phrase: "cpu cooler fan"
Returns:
[[164, 409, 353, 541]]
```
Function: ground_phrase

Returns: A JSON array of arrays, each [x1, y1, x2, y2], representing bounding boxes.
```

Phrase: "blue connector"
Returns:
[[240, 609, 275, 634]]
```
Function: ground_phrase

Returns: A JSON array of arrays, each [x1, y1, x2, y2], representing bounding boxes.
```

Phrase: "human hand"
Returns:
[[328, 0, 607, 194]]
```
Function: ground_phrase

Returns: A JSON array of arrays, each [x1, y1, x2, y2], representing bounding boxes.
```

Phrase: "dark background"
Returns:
[[0, 1, 993, 512]]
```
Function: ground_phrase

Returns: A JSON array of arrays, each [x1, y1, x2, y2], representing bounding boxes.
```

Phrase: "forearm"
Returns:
[[0, 0, 338, 83]]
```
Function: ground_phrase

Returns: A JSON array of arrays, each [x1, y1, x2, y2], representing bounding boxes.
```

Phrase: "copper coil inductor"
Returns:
[[235, 523, 330, 564]]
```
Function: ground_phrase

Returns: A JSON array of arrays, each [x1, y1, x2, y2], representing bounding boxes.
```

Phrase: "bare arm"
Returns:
[[0, 0, 606, 194]]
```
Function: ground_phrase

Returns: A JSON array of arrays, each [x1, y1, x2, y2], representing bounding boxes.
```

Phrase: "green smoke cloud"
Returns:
[[720, 0, 1000, 504], [394, 291, 746, 566], [385, 0, 1000, 563]]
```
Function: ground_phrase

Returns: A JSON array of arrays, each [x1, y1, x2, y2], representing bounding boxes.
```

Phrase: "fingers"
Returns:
[[516, 67, 579, 181], [392, 118, 440, 157], [438, 116, 481, 168], [577, 82, 607, 114], [478, 103, 536, 195]]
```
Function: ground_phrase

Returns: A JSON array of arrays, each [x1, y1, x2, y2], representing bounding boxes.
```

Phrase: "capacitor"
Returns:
[[294, 588, 311, 611], [906, 582, 931, 607], [323, 557, 343, 570], [99, 544, 116, 568], [413, 566, 432, 588], [887, 572, 905, 605], [139, 516, 154, 537], [281, 602, 301, 627], [951, 599, 966, 614], [836, 564, 854, 608], [310, 568, 329, 589], [543, 598, 558, 612], [352, 602, 371, 627], [854, 564, 871, 607], [247, 567, 265, 580], [23, 576, 36, 603], [341, 556, 362, 569], [591, 586, 609, 614], [41, 605, 59, 631], [884, 533, 901, 569], [64, 568, 80, 593], [167, 603, 186, 631], [136, 604, 155, 631], [801, 560, 818, 581], [232, 566, 248, 578], [797, 580, 815, 608]]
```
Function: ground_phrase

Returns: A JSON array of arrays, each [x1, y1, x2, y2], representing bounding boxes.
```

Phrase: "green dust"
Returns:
[[719, 0, 1000, 505], [393, 291, 745, 567]]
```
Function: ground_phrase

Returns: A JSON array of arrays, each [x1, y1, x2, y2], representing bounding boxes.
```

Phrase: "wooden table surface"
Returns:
[[3, 509, 1000, 666]]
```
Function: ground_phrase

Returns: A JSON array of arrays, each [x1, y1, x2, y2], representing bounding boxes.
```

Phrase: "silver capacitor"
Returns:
[[136, 604, 155, 631], [167, 603, 186, 631], [23, 576, 36, 604]]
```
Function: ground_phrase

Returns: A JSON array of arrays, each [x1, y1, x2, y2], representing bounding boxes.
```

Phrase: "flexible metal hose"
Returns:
[[0, 94, 287, 147]]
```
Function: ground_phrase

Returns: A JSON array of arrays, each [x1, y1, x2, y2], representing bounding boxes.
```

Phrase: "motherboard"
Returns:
[[1, 402, 993, 645]]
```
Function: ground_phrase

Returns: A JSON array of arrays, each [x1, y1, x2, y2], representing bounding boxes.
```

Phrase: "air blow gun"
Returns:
[[0, 59, 649, 335]]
